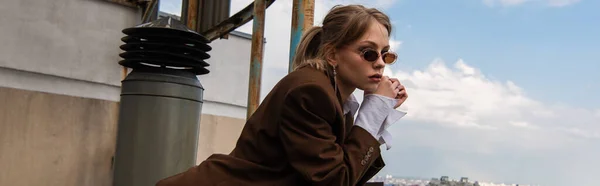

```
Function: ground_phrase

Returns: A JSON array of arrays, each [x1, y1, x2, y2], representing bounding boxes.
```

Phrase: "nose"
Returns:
[[373, 54, 385, 69]]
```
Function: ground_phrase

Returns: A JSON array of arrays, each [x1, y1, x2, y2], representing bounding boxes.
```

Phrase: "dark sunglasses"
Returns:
[[360, 48, 398, 65]]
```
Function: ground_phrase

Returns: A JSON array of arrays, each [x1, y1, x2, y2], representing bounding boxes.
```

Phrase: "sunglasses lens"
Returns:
[[382, 52, 397, 64], [363, 50, 379, 62]]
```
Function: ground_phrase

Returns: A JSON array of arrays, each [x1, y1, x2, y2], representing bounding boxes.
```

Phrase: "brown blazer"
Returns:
[[156, 66, 385, 186]]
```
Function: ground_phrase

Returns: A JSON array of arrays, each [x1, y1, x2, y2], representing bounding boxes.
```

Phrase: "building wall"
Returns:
[[0, 1, 137, 186], [0, 0, 254, 185], [200, 32, 253, 119], [0, 86, 120, 186], [0, 0, 138, 89], [195, 31, 254, 162]]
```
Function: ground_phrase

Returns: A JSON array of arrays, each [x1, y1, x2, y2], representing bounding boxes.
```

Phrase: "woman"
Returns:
[[156, 4, 408, 186]]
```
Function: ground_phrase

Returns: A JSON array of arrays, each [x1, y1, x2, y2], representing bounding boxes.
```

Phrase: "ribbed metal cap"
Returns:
[[119, 16, 211, 75]]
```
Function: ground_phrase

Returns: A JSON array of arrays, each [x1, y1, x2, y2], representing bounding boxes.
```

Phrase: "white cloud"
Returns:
[[483, 0, 581, 7], [388, 58, 541, 129], [384, 58, 599, 151], [389, 40, 402, 51], [559, 127, 600, 139], [377, 58, 599, 185], [510, 121, 538, 129]]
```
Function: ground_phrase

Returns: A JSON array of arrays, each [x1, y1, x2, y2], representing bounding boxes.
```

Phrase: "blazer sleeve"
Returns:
[[278, 83, 383, 186]]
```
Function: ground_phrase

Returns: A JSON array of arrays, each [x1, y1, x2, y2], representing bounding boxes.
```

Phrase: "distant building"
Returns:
[[427, 176, 479, 186], [159, 11, 182, 20]]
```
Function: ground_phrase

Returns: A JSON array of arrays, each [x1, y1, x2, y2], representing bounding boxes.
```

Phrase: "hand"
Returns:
[[390, 78, 408, 109], [364, 76, 399, 99]]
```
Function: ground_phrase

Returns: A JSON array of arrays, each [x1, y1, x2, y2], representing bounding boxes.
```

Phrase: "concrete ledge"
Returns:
[[0, 67, 121, 102], [202, 100, 248, 120]]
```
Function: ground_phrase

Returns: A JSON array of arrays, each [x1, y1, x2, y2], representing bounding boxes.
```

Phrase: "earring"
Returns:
[[333, 65, 338, 95], [333, 66, 337, 76]]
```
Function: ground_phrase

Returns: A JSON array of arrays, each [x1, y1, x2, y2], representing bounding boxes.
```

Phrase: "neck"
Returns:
[[335, 77, 355, 104]]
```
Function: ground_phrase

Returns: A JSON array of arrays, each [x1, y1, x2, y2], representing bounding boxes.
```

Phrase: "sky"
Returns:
[[159, 0, 599, 185]]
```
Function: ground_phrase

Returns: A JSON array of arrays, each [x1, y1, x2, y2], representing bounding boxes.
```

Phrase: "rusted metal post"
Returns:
[[246, 0, 266, 119], [184, 0, 199, 29], [288, 0, 314, 73], [142, 0, 159, 23], [199, 0, 276, 41]]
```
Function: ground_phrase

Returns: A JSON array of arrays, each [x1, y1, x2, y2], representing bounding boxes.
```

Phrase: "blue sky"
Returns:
[[160, 0, 599, 185], [388, 0, 600, 110]]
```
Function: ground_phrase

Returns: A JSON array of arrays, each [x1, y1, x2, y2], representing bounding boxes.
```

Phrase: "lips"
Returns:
[[368, 74, 382, 82], [369, 74, 382, 78]]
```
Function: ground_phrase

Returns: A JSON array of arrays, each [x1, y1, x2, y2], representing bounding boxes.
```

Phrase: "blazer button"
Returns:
[[369, 147, 374, 153], [361, 160, 367, 165]]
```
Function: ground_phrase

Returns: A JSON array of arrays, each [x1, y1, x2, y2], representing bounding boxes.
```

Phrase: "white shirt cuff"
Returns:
[[354, 94, 391, 137], [354, 94, 406, 150], [378, 108, 407, 150]]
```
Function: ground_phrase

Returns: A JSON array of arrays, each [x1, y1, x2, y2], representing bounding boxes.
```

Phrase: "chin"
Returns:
[[358, 84, 378, 93]]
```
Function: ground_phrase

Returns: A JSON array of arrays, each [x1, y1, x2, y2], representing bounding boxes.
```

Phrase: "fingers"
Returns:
[[396, 84, 405, 92], [388, 77, 399, 87], [379, 76, 392, 89], [397, 89, 407, 97], [396, 89, 408, 100], [381, 76, 393, 88], [391, 81, 400, 93], [381, 76, 390, 82], [376, 76, 409, 100], [386, 79, 408, 108], [393, 89, 408, 108], [389, 78, 399, 84]]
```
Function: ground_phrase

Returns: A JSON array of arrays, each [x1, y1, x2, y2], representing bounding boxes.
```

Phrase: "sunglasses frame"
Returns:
[[359, 48, 398, 65]]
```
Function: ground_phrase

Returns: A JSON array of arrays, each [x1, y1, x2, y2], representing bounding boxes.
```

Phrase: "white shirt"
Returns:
[[343, 94, 406, 150]]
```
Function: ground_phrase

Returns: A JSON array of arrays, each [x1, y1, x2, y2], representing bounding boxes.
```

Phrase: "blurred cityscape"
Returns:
[[368, 175, 541, 186]]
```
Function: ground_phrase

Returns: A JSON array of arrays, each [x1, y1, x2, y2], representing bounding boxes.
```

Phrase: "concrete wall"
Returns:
[[195, 31, 254, 162], [0, 0, 254, 185], [200, 32, 253, 119], [0, 0, 139, 88], [0, 87, 119, 186], [0, 0, 139, 101], [0, 1, 137, 186], [196, 114, 245, 162]]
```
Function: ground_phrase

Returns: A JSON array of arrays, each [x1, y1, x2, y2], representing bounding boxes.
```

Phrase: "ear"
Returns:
[[325, 45, 338, 67]]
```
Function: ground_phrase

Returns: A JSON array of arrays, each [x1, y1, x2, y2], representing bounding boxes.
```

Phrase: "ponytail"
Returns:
[[291, 26, 328, 71]]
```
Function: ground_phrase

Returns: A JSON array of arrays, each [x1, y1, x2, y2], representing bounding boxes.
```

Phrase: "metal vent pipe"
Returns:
[[112, 17, 211, 186]]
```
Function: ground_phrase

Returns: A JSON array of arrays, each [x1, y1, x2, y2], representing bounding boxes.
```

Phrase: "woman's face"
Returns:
[[333, 20, 392, 93]]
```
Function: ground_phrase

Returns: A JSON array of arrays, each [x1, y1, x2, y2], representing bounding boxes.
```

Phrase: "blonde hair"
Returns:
[[291, 5, 392, 71]]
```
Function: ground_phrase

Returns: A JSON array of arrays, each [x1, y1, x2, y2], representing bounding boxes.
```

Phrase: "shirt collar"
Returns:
[[343, 94, 360, 117]]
